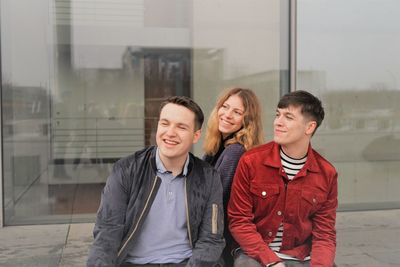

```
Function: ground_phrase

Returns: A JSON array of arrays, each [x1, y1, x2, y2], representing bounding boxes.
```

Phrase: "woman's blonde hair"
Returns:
[[203, 87, 264, 155]]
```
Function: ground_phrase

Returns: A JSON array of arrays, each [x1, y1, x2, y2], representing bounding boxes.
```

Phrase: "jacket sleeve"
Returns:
[[217, 144, 245, 206], [310, 172, 338, 267], [228, 156, 281, 265], [187, 169, 225, 267], [87, 162, 130, 267]]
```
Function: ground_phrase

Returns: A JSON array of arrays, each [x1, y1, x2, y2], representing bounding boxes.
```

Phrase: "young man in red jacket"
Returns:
[[228, 90, 338, 267]]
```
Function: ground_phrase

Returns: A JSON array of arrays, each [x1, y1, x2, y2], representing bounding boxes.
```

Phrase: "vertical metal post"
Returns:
[[0, 93, 3, 227], [0, 0, 4, 228], [289, 0, 297, 92], [279, 0, 290, 96]]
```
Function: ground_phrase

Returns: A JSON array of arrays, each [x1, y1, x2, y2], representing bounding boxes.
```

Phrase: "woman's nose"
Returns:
[[225, 109, 233, 118]]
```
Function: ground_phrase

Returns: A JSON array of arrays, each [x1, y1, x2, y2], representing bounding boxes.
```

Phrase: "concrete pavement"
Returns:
[[1, 209, 400, 266]]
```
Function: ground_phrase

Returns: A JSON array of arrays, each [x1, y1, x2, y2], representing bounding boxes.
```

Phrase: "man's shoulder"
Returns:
[[190, 152, 215, 171], [189, 153, 220, 181], [311, 148, 337, 175], [115, 146, 155, 169], [241, 141, 274, 160]]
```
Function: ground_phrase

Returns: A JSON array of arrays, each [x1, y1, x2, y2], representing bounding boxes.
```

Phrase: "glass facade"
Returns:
[[298, 0, 400, 210], [1, 0, 286, 225]]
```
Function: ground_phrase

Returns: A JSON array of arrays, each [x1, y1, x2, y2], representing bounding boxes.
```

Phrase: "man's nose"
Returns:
[[165, 126, 177, 136], [274, 116, 282, 126]]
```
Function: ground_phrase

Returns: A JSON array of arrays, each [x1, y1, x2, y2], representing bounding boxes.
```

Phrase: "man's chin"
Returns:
[[273, 137, 286, 146]]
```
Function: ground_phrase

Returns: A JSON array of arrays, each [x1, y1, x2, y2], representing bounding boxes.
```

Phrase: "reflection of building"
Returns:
[[1, 0, 274, 227], [2, 0, 400, 227], [322, 90, 400, 132]]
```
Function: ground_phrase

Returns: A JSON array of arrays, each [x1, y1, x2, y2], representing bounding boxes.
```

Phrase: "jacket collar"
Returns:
[[155, 147, 189, 176], [150, 146, 194, 176], [263, 142, 321, 176]]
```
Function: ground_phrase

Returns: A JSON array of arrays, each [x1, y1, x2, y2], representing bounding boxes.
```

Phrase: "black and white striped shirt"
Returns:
[[269, 149, 308, 261]]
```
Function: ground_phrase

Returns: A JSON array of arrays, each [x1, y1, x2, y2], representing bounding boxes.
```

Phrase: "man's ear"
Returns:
[[193, 129, 201, 144], [306, 121, 317, 136]]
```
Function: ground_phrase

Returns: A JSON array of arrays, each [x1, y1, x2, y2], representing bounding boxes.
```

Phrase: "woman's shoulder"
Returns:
[[223, 143, 245, 156]]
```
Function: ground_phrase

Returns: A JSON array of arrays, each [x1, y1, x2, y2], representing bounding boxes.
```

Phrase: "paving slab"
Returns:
[[59, 223, 94, 267], [0, 224, 69, 267], [335, 209, 400, 266], [0, 210, 400, 266]]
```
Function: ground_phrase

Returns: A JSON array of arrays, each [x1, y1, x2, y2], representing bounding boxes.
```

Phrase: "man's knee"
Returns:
[[233, 251, 263, 267], [282, 260, 310, 267]]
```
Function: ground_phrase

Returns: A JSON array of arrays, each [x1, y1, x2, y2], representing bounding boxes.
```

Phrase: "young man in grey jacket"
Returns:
[[87, 96, 225, 267]]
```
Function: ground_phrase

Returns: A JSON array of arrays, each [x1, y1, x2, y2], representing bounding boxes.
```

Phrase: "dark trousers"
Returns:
[[120, 259, 188, 267], [121, 259, 224, 267], [233, 251, 337, 267]]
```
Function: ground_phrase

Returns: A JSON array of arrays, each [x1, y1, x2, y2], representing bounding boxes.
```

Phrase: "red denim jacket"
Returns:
[[228, 142, 338, 267]]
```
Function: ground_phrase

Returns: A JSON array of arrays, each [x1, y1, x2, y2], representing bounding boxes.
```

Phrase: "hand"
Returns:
[[273, 263, 285, 267]]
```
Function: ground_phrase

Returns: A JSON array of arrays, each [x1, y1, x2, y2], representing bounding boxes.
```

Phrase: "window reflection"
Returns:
[[298, 0, 400, 210], [2, 0, 285, 225]]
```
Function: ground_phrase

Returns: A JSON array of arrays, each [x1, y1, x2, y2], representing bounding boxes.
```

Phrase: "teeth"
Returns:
[[164, 139, 178, 145], [221, 118, 232, 125]]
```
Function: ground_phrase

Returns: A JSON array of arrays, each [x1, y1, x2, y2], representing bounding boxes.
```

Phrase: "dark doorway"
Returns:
[[143, 49, 191, 146]]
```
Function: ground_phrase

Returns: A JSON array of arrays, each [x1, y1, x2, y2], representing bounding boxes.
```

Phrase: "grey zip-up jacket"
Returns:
[[87, 146, 225, 267]]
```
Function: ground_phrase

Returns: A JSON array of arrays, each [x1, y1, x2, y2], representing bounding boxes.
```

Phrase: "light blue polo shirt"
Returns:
[[125, 148, 192, 264]]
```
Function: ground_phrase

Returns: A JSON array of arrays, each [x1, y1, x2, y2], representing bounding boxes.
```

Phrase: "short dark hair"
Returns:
[[159, 96, 204, 131], [278, 90, 325, 131]]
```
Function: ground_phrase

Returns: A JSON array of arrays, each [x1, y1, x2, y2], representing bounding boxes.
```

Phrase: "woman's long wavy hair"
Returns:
[[203, 87, 264, 155]]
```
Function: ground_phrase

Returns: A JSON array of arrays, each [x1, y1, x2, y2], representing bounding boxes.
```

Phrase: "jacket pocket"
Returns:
[[249, 183, 280, 199], [249, 183, 280, 219], [301, 189, 325, 215]]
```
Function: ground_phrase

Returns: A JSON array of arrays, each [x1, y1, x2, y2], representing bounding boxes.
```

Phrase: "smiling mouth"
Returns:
[[163, 139, 179, 145], [220, 118, 233, 126], [274, 129, 286, 134]]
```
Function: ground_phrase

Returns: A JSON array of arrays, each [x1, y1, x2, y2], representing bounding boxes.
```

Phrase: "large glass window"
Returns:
[[1, 0, 288, 225], [298, 0, 400, 210]]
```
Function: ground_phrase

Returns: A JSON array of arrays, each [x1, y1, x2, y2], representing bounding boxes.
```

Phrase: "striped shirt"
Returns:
[[269, 149, 309, 261]]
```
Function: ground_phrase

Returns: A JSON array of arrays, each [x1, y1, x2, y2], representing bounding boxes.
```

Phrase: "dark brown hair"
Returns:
[[278, 90, 325, 131], [159, 96, 204, 131]]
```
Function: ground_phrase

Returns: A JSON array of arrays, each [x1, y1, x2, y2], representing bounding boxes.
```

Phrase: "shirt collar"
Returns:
[[156, 147, 189, 176], [264, 142, 319, 173]]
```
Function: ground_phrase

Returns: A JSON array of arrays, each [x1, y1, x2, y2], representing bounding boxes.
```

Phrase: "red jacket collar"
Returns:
[[263, 142, 321, 175]]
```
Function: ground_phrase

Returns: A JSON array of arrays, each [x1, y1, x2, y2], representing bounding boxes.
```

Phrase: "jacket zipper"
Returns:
[[184, 177, 193, 248], [117, 175, 158, 256]]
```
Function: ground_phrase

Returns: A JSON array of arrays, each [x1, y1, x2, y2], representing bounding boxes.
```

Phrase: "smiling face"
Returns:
[[156, 103, 201, 165], [273, 105, 316, 156], [217, 94, 245, 138]]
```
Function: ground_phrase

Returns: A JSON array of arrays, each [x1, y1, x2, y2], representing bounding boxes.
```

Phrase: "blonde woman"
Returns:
[[203, 87, 264, 266]]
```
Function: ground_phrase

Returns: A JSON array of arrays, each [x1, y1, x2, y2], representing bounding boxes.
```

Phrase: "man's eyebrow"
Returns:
[[177, 122, 190, 128], [276, 109, 295, 116], [160, 119, 190, 128]]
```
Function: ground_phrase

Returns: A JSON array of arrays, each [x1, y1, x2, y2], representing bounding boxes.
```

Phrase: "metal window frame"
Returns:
[[0, 3, 3, 227], [289, 0, 297, 92], [280, 0, 296, 96]]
